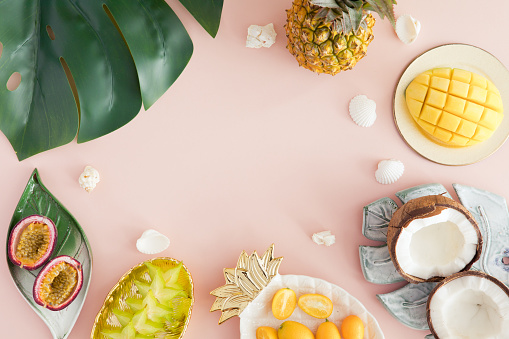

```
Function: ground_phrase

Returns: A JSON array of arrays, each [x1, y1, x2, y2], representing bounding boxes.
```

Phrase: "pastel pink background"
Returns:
[[2, 0, 509, 338]]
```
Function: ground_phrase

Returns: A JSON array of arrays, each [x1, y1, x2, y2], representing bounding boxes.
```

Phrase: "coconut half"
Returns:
[[387, 195, 482, 283], [427, 271, 509, 338]]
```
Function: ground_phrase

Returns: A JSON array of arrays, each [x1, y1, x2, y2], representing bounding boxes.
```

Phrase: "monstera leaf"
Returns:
[[0, 0, 223, 160]]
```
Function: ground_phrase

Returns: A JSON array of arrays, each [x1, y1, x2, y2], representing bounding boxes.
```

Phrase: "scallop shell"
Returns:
[[396, 14, 421, 45], [349, 95, 377, 127], [136, 229, 170, 254], [375, 159, 404, 185]]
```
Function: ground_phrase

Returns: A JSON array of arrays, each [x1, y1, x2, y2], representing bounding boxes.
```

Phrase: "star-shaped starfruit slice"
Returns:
[[144, 290, 172, 322], [111, 308, 134, 327], [150, 270, 187, 305], [101, 322, 152, 339], [132, 308, 164, 336]]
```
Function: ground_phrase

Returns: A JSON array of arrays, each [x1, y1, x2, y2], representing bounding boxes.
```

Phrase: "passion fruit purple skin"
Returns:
[[33, 255, 83, 311], [8, 215, 57, 270]]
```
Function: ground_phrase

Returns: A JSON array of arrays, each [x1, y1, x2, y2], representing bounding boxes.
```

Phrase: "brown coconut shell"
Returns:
[[387, 195, 482, 284], [426, 271, 509, 338]]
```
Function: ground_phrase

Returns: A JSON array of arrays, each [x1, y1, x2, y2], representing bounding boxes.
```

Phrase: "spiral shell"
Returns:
[[375, 159, 404, 185], [349, 95, 377, 127], [79, 166, 100, 192], [136, 229, 170, 254], [396, 14, 421, 45]]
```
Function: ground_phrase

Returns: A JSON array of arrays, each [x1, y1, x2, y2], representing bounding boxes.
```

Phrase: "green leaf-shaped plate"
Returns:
[[91, 258, 194, 339], [5, 169, 92, 339]]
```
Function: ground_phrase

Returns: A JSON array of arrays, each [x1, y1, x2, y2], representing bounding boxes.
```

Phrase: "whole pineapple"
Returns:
[[285, 0, 396, 75]]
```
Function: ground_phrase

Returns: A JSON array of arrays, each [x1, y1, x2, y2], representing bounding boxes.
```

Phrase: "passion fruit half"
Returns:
[[33, 255, 83, 311], [8, 215, 57, 270]]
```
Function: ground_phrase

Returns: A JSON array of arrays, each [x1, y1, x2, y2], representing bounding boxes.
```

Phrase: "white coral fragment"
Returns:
[[396, 15, 421, 45], [79, 166, 100, 192], [312, 231, 336, 246], [136, 229, 170, 254], [246, 23, 277, 48]]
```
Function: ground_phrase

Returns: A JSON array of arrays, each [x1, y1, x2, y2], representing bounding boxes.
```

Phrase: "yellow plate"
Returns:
[[394, 44, 509, 166], [91, 258, 194, 339]]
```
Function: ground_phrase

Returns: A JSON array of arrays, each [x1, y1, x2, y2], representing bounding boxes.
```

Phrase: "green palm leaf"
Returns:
[[0, 0, 223, 160]]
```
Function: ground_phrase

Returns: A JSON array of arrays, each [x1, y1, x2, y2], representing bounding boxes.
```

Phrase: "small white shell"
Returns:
[[246, 23, 277, 48], [396, 14, 421, 45], [312, 230, 336, 246], [79, 166, 100, 192], [375, 159, 404, 185], [136, 229, 170, 254], [349, 95, 377, 127]]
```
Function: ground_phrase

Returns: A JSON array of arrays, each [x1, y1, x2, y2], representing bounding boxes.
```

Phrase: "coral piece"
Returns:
[[312, 231, 336, 246], [246, 24, 277, 48]]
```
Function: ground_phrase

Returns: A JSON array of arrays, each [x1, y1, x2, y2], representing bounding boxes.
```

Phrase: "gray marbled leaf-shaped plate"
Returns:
[[360, 183, 509, 338], [5, 169, 93, 339]]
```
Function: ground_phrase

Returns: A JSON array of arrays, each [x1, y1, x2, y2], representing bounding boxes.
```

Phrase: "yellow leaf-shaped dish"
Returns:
[[91, 258, 194, 339]]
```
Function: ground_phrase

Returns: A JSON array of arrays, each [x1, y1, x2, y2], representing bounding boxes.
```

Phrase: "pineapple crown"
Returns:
[[310, 0, 396, 34]]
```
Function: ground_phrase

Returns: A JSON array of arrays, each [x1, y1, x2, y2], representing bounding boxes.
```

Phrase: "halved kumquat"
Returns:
[[271, 288, 297, 320], [297, 293, 333, 319]]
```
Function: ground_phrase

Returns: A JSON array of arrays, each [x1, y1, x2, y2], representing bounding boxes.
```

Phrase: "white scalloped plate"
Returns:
[[394, 44, 509, 166], [239, 274, 384, 339]]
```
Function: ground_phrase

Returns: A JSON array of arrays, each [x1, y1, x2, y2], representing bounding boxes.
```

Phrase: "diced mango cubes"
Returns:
[[405, 68, 504, 147]]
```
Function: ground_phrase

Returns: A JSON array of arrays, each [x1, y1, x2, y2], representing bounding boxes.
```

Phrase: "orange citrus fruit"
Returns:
[[340, 315, 364, 339], [272, 288, 297, 320], [297, 294, 333, 319], [278, 321, 314, 339], [316, 319, 341, 339], [256, 326, 278, 339]]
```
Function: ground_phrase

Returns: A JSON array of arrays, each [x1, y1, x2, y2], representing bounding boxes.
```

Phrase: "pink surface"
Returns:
[[2, 0, 509, 338]]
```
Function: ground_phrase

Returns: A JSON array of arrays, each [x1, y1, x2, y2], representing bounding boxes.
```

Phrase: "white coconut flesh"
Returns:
[[395, 208, 479, 279], [429, 275, 509, 338]]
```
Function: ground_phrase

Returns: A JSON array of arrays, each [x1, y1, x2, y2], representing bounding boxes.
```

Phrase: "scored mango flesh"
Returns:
[[15, 222, 51, 266], [39, 262, 78, 307], [405, 68, 504, 147]]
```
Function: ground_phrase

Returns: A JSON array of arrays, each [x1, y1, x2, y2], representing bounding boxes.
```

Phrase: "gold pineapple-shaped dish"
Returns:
[[210, 244, 384, 338], [210, 244, 283, 324]]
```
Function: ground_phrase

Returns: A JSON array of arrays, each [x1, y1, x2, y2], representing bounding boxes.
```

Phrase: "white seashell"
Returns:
[[136, 229, 170, 254], [246, 23, 277, 48], [312, 230, 336, 246], [396, 14, 421, 45], [349, 95, 377, 127], [79, 166, 100, 192], [375, 159, 404, 185]]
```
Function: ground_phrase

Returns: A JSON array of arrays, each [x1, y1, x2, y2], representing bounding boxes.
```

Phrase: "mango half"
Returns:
[[405, 68, 504, 147]]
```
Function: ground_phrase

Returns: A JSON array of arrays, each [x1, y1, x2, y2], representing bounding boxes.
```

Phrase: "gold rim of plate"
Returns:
[[90, 257, 194, 339]]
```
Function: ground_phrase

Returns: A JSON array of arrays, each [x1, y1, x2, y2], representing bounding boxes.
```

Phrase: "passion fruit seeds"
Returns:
[[8, 215, 57, 270], [33, 255, 83, 311]]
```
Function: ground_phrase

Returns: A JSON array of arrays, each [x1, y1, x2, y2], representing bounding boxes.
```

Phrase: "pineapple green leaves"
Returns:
[[0, 0, 223, 161], [311, 0, 396, 33]]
